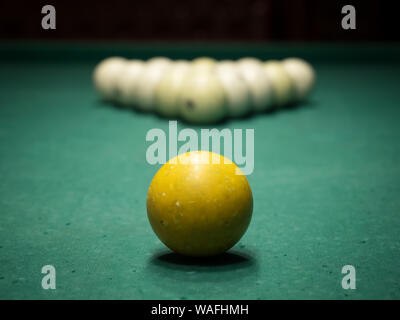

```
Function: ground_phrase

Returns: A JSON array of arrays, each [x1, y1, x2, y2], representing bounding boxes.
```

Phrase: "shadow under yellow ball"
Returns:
[[147, 151, 253, 257]]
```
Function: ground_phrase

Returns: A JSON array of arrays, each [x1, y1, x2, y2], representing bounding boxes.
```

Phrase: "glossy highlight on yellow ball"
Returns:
[[147, 151, 253, 257]]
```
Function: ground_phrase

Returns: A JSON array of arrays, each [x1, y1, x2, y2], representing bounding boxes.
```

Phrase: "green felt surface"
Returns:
[[0, 43, 400, 299]]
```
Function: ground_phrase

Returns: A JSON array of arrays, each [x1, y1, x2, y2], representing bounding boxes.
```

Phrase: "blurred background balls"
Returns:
[[237, 57, 274, 112], [135, 57, 172, 112], [115, 59, 145, 107], [154, 60, 191, 118], [191, 57, 217, 72], [179, 69, 227, 124], [282, 58, 316, 102], [263, 60, 294, 107], [216, 62, 252, 118], [93, 57, 127, 102], [92, 56, 316, 123]]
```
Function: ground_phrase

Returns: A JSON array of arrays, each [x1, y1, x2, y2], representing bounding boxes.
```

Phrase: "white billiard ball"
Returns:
[[236, 58, 274, 112], [216, 63, 251, 118], [237, 57, 263, 66], [263, 60, 294, 107], [178, 69, 227, 124], [93, 57, 127, 102], [218, 60, 236, 69], [154, 60, 191, 118], [135, 58, 172, 112], [115, 59, 145, 107], [191, 57, 217, 72], [282, 58, 316, 102], [147, 56, 173, 69]]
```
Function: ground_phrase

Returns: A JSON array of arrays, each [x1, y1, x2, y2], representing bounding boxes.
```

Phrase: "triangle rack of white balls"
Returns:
[[93, 56, 316, 124]]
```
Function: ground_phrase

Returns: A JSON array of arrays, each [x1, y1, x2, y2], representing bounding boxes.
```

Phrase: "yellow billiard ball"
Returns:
[[147, 151, 253, 257]]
